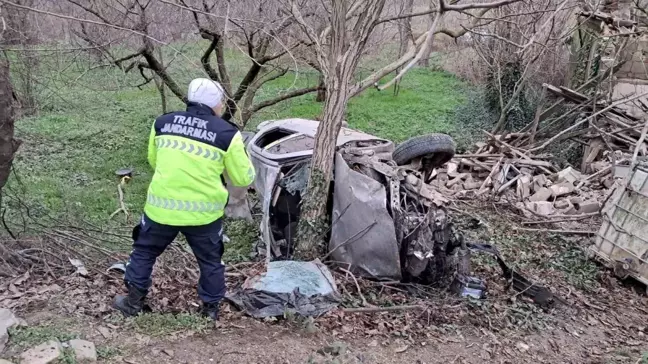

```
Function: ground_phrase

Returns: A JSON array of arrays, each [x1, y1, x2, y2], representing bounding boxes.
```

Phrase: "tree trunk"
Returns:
[[2, 0, 38, 116], [294, 0, 353, 260], [395, 0, 414, 96], [155, 48, 168, 114], [0, 59, 20, 190], [315, 74, 326, 102], [419, 0, 437, 67], [296, 79, 349, 259]]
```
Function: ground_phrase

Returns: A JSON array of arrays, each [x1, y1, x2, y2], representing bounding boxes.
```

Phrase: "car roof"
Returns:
[[258, 118, 388, 146]]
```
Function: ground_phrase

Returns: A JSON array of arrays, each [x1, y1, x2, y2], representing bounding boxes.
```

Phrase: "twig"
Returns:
[[109, 178, 129, 222], [528, 91, 648, 153], [521, 214, 598, 225], [477, 157, 503, 195], [496, 174, 521, 194], [50, 229, 115, 257], [576, 166, 612, 189], [339, 267, 369, 307], [342, 305, 425, 313], [631, 117, 648, 168], [515, 227, 596, 235]]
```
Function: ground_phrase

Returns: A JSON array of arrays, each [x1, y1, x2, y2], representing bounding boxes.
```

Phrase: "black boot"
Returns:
[[200, 302, 219, 321], [113, 285, 148, 317]]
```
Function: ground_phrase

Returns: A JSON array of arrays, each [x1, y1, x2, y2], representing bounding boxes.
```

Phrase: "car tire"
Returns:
[[392, 133, 456, 167]]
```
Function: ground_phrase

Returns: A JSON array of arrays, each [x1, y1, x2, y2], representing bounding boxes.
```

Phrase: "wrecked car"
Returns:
[[246, 118, 469, 284]]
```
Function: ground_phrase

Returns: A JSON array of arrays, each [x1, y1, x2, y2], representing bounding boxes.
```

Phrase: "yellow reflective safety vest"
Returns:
[[144, 102, 255, 226]]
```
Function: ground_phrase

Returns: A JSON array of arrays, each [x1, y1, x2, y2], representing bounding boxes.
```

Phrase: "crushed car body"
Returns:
[[246, 118, 464, 283]]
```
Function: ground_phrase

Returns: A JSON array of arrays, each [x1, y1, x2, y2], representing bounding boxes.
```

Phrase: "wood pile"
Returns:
[[425, 80, 648, 220], [425, 134, 611, 219]]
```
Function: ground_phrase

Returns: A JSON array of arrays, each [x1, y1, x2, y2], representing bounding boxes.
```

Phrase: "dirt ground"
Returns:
[[2, 209, 648, 364], [7, 304, 647, 364]]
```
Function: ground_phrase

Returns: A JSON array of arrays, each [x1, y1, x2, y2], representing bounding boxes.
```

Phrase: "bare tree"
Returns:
[[290, 0, 530, 258], [6, 0, 323, 126], [395, 0, 414, 95], [0, 59, 19, 192], [473, 0, 573, 133], [1, 0, 38, 116]]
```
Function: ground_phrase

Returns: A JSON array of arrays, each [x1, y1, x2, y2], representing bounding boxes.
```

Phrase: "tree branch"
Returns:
[[377, 3, 444, 91], [351, 7, 491, 96], [199, 30, 222, 83], [141, 48, 186, 102], [377, 8, 439, 25], [66, 0, 113, 25], [1, 0, 166, 46], [222, 61, 262, 121], [250, 86, 320, 114], [441, 0, 523, 11], [215, 37, 231, 94], [114, 50, 145, 69]]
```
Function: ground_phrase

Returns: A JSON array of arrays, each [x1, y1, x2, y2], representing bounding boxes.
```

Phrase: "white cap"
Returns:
[[187, 78, 225, 108]]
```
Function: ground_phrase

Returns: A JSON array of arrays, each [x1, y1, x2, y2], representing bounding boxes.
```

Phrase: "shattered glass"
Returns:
[[279, 162, 311, 196]]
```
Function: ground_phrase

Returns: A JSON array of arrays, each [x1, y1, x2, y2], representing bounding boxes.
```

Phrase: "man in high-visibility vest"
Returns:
[[114, 78, 255, 320]]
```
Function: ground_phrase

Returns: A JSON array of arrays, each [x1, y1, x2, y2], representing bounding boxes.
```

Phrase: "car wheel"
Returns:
[[392, 133, 456, 167]]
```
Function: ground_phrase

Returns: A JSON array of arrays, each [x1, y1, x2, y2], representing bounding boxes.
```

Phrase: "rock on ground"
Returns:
[[0, 309, 23, 353], [19, 340, 61, 364], [0, 359, 14, 364], [69, 339, 97, 362]]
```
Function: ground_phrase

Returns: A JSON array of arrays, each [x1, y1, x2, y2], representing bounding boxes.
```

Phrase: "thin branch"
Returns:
[[157, 0, 267, 23], [199, 31, 222, 83], [250, 86, 319, 113], [631, 117, 648, 167], [1, 0, 166, 46], [377, 8, 439, 25], [442, 0, 523, 11], [343, 305, 424, 313], [528, 91, 648, 153], [352, 7, 491, 96], [377, 2, 444, 91]]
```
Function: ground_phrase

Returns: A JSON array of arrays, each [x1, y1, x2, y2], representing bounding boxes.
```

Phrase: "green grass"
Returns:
[[8, 324, 79, 350], [131, 313, 212, 336], [550, 245, 600, 291], [96, 345, 122, 360], [223, 218, 260, 263], [5, 42, 468, 241]]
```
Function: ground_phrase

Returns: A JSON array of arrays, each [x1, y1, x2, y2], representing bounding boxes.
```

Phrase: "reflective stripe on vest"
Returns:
[[155, 136, 223, 162], [147, 194, 224, 212]]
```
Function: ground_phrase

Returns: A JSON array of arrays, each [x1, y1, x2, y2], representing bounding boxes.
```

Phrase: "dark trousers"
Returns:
[[124, 214, 225, 304]]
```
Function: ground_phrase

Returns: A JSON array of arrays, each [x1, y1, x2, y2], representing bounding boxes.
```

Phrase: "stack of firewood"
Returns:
[[426, 81, 648, 219]]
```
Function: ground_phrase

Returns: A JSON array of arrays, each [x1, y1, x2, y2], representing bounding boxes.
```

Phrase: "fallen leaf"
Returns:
[[367, 340, 378, 348], [516, 342, 530, 352], [13, 272, 30, 286], [97, 326, 111, 339], [394, 345, 409, 353], [8, 284, 18, 295], [69, 258, 89, 276]]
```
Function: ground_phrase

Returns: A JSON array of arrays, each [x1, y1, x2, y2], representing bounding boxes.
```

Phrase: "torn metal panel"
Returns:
[[248, 152, 281, 250], [329, 153, 402, 280], [467, 243, 564, 308]]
